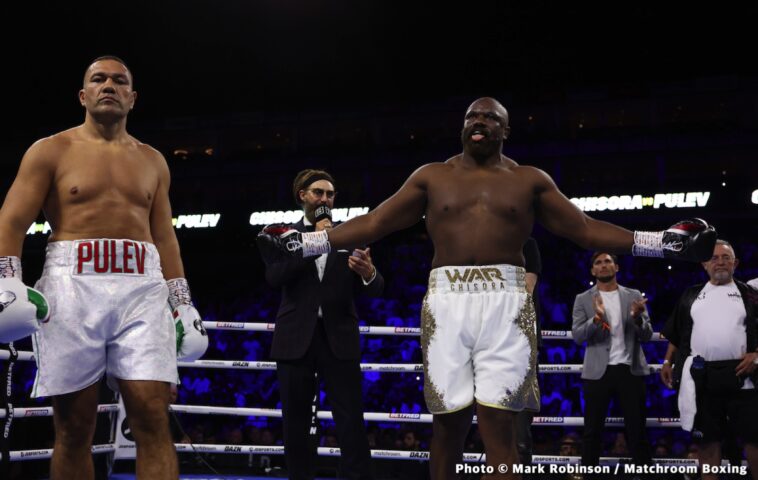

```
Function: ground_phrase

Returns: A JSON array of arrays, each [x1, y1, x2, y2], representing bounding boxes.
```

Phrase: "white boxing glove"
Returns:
[[0, 277, 49, 343], [173, 304, 208, 362], [167, 278, 208, 361]]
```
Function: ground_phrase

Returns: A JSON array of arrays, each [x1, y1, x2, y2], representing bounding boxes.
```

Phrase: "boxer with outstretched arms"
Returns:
[[260, 97, 716, 479], [0, 56, 206, 480]]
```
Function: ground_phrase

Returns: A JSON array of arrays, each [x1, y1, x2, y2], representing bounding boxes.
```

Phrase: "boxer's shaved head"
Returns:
[[461, 97, 510, 159], [83, 55, 133, 87]]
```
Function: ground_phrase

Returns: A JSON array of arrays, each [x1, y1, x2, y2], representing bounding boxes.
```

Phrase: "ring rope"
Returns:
[[1, 442, 743, 468], [200, 322, 668, 341], [2, 350, 666, 374], [0, 402, 684, 427]]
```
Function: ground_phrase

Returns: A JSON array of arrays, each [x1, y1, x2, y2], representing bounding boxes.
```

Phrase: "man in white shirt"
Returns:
[[662, 240, 758, 480], [572, 252, 653, 467]]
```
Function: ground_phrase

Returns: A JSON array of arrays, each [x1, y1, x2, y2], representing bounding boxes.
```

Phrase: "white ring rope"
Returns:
[[1, 351, 666, 374], [1, 444, 115, 462], [0, 402, 684, 427], [0, 404, 119, 420], [166, 406, 683, 428], [201, 322, 668, 341], [171, 361, 665, 373], [0, 350, 34, 362], [2, 442, 744, 468]]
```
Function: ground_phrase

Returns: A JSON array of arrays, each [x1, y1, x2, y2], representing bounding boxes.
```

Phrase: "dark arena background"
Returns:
[[1, 3, 758, 479]]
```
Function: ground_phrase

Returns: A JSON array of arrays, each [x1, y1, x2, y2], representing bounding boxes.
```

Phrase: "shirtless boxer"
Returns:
[[260, 97, 716, 479], [0, 56, 207, 480]]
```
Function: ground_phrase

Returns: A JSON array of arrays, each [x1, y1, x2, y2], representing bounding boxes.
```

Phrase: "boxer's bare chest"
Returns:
[[42, 140, 160, 241], [425, 166, 535, 225], [423, 164, 537, 266], [51, 142, 158, 210]]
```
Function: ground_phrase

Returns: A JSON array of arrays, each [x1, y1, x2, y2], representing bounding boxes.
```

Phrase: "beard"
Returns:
[[303, 203, 316, 222], [710, 270, 733, 285], [302, 200, 326, 223], [595, 274, 616, 284]]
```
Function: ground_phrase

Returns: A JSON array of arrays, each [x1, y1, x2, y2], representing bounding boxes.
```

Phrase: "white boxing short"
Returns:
[[421, 264, 540, 414], [31, 239, 177, 398]]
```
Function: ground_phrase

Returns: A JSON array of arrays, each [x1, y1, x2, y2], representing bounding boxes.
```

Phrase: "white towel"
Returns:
[[677, 355, 696, 431]]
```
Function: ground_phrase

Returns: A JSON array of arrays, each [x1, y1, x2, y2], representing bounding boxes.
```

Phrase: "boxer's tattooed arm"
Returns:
[[0, 256, 22, 279], [167, 277, 193, 309]]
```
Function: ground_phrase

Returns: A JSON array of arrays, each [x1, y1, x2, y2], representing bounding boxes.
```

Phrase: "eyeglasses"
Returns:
[[306, 188, 337, 199]]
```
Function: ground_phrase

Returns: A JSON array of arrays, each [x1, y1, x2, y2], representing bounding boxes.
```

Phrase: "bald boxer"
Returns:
[[260, 97, 716, 479], [0, 56, 206, 480]]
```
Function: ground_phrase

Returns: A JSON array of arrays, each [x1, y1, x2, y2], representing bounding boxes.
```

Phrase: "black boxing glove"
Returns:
[[632, 218, 716, 262], [257, 224, 331, 258]]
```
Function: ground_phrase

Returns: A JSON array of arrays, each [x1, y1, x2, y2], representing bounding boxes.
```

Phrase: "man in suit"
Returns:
[[259, 169, 383, 480], [572, 252, 652, 467]]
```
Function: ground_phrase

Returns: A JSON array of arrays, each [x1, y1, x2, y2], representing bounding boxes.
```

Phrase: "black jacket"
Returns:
[[259, 220, 384, 360], [663, 279, 758, 389]]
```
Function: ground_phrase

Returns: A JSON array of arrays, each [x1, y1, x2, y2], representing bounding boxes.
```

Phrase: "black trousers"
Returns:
[[582, 364, 651, 466], [277, 320, 373, 480]]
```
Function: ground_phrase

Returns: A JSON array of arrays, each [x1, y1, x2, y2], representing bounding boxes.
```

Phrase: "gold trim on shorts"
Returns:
[[496, 293, 540, 412], [421, 291, 445, 413]]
